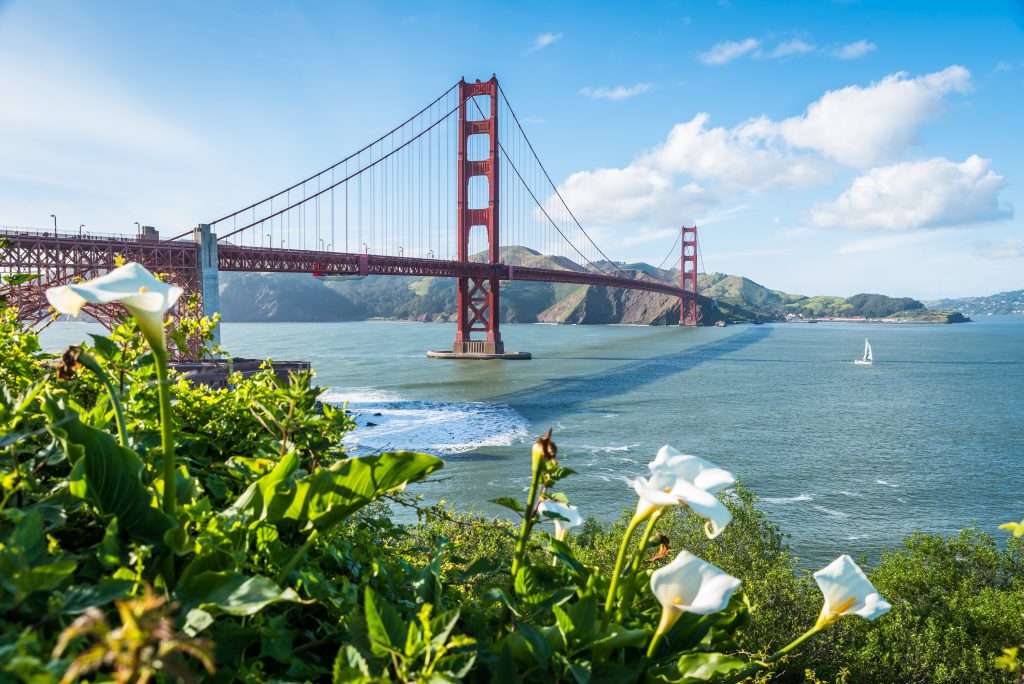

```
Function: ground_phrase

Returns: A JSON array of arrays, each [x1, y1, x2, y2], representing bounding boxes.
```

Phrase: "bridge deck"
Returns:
[[0, 230, 709, 304]]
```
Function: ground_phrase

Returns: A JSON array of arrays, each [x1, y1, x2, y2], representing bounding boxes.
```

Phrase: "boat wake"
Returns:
[[320, 388, 530, 456]]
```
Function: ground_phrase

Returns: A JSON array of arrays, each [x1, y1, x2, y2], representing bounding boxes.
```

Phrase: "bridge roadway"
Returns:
[[0, 229, 711, 305]]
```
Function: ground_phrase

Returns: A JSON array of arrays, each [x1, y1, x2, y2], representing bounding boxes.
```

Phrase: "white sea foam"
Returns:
[[813, 504, 849, 519], [580, 444, 639, 454], [837, 490, 864, 498], [321, 388, 529, 456], [875, 479, 899, 488], [761, 493, 813, 504]]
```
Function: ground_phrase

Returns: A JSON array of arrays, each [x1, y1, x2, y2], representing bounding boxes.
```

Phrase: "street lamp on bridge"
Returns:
[[428, 250, 434, 259], [79, 224, 84, 237], [49, 214, 56, 231], [362, 242, 368, 254], [319, 238, 324, 251], [266, 233, 271, 246], [398, 246, 403, 257]]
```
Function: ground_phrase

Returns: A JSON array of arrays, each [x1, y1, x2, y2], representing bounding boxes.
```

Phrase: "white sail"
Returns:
[[864, 339, 873, 362]]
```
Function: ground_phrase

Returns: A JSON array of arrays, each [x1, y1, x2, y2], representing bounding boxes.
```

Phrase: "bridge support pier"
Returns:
[[194, 223, 221, 348]]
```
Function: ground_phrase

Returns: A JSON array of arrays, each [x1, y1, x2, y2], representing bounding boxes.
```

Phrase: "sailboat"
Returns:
[[854, 338, 873, 365]]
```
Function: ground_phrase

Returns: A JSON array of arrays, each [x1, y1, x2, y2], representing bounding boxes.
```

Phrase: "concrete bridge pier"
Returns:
[[193, 223, 221, 348]]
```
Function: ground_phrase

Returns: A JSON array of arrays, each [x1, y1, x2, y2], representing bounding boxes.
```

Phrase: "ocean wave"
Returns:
[[322, 388, 530, 456], [837, 490, 864, 498], [579, 444, 640, 454], [812, 504, 849, 519], [761, 493, 813, 504], [875, 479, 900, 488]]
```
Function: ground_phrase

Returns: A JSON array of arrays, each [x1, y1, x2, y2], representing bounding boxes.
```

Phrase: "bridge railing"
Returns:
[[0, 226, 138, 242]]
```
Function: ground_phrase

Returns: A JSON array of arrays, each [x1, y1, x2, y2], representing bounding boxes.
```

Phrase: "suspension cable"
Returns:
[[497, 84, 628, 276]]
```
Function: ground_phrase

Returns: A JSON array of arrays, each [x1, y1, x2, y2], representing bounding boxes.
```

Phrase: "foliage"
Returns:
[[0, 286, 1013, 683], [844, 293, 924, 318]]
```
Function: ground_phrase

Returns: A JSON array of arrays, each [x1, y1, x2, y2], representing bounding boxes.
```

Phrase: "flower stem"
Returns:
[[720, 624, 823, 683], [153, 347, 177, 588], [603, 513, 646, 625], [646, 607, 676, 658], [78, 353, 128, 446], [511, 454, 544, 580], [617, 509, 663, 622]]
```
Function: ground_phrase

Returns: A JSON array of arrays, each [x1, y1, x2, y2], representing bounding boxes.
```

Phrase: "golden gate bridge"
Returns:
[[1, 76, 708, 358]]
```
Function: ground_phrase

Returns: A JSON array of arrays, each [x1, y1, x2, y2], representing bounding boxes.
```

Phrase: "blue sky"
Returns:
[[1, 0, 1022, 298]]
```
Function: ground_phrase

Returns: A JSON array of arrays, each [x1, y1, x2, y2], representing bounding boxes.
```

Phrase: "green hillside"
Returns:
[[218, 249, 963, 325]]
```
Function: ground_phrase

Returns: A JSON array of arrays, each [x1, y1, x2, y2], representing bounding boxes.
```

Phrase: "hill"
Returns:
[[924, 290, 1024, 316], [217, 249, 966, 325]]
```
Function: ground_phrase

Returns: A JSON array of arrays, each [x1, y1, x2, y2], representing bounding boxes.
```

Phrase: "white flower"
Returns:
[[649, 445, 735, 494], [813, 554, 891, 627], [537, 500, 583, 541], [46, 263, 183, 353], [631, 470, 732, 538], [650, 550, 741, 630]]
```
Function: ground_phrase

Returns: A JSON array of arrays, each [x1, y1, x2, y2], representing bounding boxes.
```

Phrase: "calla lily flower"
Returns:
[[631, 470, 732, 538], [812, 554, 891, 627], [537, 500, 583, 541], [649, 445, 736, 494], [650, 550, 741, 631], [46, 262, 183, 353]]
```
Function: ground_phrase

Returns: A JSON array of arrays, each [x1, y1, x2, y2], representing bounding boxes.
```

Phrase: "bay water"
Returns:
[[39, 317, 1024, 566]]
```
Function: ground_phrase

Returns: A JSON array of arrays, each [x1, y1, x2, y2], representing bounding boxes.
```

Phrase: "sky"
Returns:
[[1, 0, 1022, 299]]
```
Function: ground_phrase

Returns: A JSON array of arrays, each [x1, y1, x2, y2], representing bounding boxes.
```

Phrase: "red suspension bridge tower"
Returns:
[[452, 77, 504, 355], [680, 225, 699, 326]]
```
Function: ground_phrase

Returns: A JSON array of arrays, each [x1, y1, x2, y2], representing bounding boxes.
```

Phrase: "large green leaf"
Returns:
[[364, 587, 408, 658], [274, 451, 443, 532], [44, 396, 175, 548], [177, 570, 302, 616], [225, 450, 299, 522]]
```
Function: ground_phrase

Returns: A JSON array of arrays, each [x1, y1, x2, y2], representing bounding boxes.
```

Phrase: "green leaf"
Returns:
[[60, 579, 134, 614], [183, 608, 215, 637], [484, 586, 521, 618], [44, 396, 175, 548], [490, 496, 525, 514], [226, 450, 299, 522], [589, 625, 650, 651], [333, 645, 372, 683], [177, 571, 302, 616], [675, 653, 748, 681], [88, 333, 120, 359], [4, 273, 40, 287], [276, 451, 443, 532], [413, 535, 448, 610], [364, 587, 408, 658]]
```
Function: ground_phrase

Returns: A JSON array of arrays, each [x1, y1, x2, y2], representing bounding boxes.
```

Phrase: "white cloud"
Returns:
[[698, 38, 759, 65], [528, 32, 563, 53], [832, 40, 877, 60], [775, 65, 971, 166], [552, 66, 976, 235], [971, 239, 1024, 258], [557, 165, 713, 227], [768, 39, 816, 58], [645, 113, 825, 189], [811, 156, 1013, 231], [578, 83, 652, 101]]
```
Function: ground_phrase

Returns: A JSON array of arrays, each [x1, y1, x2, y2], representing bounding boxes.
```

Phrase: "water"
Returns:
[[38, 317, 1024, 566]]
